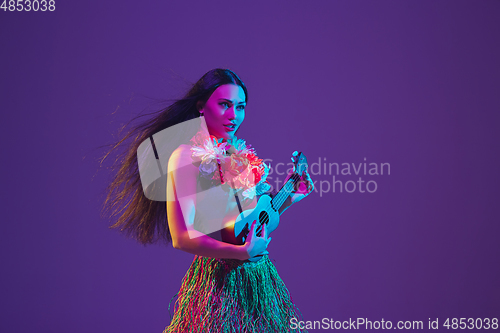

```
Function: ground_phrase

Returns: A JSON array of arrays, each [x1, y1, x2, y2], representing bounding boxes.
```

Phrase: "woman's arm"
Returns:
[[167, 145, 270, 260]]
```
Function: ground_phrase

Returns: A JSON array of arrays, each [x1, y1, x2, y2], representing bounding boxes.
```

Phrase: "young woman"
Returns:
[[101, 68, 314, 332]]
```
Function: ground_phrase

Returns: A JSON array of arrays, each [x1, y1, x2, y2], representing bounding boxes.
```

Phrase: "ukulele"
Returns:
[[220, 152, 309, 261]]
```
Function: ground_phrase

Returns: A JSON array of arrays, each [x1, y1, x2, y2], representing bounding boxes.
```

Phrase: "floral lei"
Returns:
[[190, 131, 271, 200]]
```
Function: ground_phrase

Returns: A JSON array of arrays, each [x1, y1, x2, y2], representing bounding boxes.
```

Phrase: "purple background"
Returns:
[[1, 1, 499, 332]]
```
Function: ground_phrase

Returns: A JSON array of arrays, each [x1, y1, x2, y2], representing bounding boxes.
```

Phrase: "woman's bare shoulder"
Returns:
[[171, 143, 193, 156], [168, 144, 196, 173]]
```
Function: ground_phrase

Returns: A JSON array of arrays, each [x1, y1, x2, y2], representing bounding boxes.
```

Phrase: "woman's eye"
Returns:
[[220, 103, 244, 111]]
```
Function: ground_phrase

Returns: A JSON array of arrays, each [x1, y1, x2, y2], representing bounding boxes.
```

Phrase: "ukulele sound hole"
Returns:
[[259, 211, 269, 225], [256, 211, 269, 237]]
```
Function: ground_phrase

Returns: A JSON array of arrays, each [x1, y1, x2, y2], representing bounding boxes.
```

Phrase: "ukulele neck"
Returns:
[[270, 173, 301, 213]]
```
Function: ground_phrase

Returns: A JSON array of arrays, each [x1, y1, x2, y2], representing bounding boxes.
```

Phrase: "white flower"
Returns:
[[255, 182, 271, 196], [229, 137, 255, 155], [191, 138, 227, 163], [242, 186, 257, 199]]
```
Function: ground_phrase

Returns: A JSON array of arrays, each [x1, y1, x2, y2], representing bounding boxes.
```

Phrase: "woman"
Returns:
[[101, 69, 314, 332]]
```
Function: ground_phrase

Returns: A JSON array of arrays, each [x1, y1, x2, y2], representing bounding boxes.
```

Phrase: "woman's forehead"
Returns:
[[211, 84, 246, 102]]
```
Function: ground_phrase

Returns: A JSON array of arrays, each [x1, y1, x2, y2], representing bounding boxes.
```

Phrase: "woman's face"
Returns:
[[198, 84, 246, 141]]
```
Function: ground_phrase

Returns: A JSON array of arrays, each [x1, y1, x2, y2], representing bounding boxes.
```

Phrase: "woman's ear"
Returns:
[[196, 100, 205, 112]]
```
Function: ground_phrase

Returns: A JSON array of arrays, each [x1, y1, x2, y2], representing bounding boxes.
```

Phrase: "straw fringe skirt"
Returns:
[[163, 254, 307, 333]]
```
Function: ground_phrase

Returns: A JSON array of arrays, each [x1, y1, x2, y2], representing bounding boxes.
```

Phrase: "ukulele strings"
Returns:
[[273, 173, 302, 210], [227, 149, 303, 216], [230, 155, 304, 235], [255, 172, 302, 229]]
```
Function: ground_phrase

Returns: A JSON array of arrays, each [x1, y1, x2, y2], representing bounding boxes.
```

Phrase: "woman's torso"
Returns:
[[185, 145, 258, 242]]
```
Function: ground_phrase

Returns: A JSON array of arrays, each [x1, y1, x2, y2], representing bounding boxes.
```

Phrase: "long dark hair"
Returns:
[[100, 68, 249, 245]]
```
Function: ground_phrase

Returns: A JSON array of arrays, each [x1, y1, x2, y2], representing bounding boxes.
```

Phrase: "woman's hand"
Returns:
[[243, 220, 271, 259], [285, 151, 315, 204]]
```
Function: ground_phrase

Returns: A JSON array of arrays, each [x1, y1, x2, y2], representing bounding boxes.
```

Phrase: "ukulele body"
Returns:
[[220, 194, 280, 246], [219, 151, 308, 262]]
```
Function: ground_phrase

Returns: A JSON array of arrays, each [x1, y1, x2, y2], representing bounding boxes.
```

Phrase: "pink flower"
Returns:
[[190, 134, 269, 193]]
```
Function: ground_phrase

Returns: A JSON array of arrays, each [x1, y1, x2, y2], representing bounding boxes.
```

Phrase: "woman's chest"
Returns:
[[194, 183, 257, 228], [193, 183, 241, 231]]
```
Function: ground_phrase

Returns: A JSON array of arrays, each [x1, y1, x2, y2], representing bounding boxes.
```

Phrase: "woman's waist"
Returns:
[[195, 254, 270, 269]]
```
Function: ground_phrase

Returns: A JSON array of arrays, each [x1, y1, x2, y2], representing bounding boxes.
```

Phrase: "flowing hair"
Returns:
[[99, 68, 248, 245]]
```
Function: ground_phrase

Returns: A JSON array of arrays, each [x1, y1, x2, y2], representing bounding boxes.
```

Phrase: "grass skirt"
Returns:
[[163, 254, 308, 333]]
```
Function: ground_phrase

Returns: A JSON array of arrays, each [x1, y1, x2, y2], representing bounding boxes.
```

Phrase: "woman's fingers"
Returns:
[[307, 171, 314, 192], [250, 220, 257, 233], [290, 151, 299, 172], [246, 220, 272, 259], [261, 222, 267, 240], [245, 220, 257, 243], [301, 169, 314, 193]]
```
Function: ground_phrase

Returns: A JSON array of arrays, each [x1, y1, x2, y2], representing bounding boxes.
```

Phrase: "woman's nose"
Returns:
[[226, 106, 236, 118]]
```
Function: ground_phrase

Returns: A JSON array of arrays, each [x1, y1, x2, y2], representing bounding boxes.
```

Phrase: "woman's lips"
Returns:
[[224, 124, 236, 131]]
